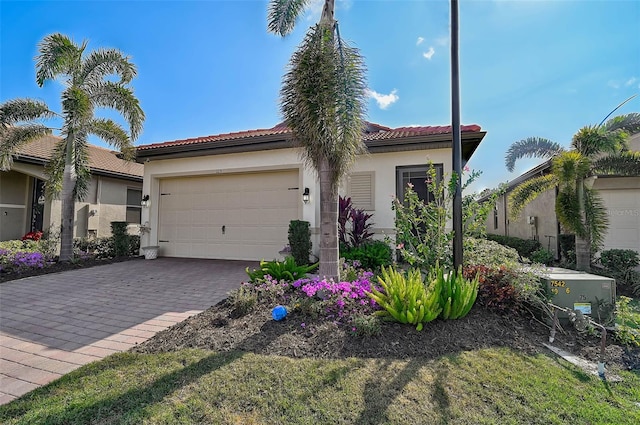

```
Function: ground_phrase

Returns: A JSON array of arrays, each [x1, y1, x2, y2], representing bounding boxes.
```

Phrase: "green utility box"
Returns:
[[538, 267, 616, 324]]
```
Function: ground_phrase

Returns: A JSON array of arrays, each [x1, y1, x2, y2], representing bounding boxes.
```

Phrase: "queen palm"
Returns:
[[1, 99, 54, 170], [0, 33, 144, 261], [268, 0, 368, 280], [505, 113, 640, 271]]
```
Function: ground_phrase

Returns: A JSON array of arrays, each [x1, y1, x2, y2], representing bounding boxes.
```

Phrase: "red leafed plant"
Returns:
[[21, 231, 43, 242], [463, 265, 521, 315]]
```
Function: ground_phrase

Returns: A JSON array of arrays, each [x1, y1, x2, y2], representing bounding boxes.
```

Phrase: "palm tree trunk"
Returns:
[[59, 162, 75, 261], [575, 235, 591, 272], [318, 156, 339, 281]]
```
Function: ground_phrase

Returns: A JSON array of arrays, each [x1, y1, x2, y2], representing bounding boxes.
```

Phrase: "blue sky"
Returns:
[[1, 0, 639, 192]]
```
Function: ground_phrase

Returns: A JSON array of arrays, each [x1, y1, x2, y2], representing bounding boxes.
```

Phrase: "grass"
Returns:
[[1, 348, 639, 424]]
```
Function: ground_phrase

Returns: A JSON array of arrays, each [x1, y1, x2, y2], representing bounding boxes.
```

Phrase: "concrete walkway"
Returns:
[[0, 258, 252, 405]]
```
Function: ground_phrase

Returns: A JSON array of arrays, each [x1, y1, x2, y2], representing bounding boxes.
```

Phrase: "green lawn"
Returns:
[[1, 348, 638, 425]]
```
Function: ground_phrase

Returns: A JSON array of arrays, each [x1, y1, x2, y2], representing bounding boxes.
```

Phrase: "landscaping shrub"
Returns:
[[74, 237, 114, 259], [288, 220, 311, 266], [463, 237, 521, 268], [246, 257, 318, 283], [340, 240, 392, 271], [0, 239, 51, 273], [463, 265, 522, 315], [559, 234, 576, 266], [599, 249, 640, 296], [367, 266, 441, 331], [485, 234, 541, 259], [228, 285, 259, 317], [293, 272, 379, 323], [614, 296, 640, 347], [436, 265, 479, 320], [111, 221, 129, 257], [530, 248, 554, 265], [351, 314, 382, 337], [339, 195, 374, 248]]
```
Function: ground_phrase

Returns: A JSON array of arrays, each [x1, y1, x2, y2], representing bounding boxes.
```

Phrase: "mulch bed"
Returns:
[[132, 298, 640, 372], [0, 256, 142, 283]]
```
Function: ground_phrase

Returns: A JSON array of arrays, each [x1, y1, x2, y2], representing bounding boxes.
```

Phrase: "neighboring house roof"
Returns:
[[136, 121, 486, 162], [12, 135, 143, 181]]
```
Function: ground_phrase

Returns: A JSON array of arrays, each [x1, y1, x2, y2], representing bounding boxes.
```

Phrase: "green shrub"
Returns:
[[351, 314, 382, 337], [367, 266, 442, 331], [111, 221, 129, 257], [436, 265, 479, 320], [463, 237, 521, 268], [288, 220, 311, 266], [228, 285, 258, 318], [340, 240, 392, 271], [530, 248, 554, 265], [74, 237, 114, 259], [559, 234, 576, 266], [614, 296, 640, 347], [485, 234, 541, 258], [599, 249, 640, 296], [463, 265, 522, 314], [246, 257, 318, 283]]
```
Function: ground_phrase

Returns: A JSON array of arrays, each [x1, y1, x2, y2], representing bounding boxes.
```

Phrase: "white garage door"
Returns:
[[158, 170, 300, 260], [599, 189, 640, 252]]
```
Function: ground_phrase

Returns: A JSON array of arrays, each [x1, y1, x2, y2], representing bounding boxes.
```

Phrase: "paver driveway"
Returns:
[[0, 258, 252, 405]]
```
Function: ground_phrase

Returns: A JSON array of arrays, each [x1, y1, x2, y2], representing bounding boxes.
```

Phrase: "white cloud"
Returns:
[[416, 37, 424, 46], [607, 80, 620, 89], [625, 77, 637, 87], [306, 0, 352, 21], [367, 89, 399, 110], [423, 47, 436, 60]]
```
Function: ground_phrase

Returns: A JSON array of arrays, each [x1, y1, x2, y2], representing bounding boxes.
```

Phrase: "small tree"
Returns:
[[288, 220, 311, 266]]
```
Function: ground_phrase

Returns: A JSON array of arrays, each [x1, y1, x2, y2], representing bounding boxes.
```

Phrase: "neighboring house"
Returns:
[[136, 122, 486, 261], [0, 135, 144, 241], [484, 133, 640, 259]]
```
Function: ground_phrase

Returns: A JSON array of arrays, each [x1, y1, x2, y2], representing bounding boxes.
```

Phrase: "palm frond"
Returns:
[[571, 125, 622, 157], [592, 151, 640, 176], [35, 33, 81, 86], [0, 99, 55, 125], [0, 125, 52, 171], [507, 174, 556, 220], [603, 113, 640, 135], [79, 48, 137, 87], [44, 134, 91, 201], [584, 188, 608, 251], [281, 24, 367, 191], [556, 187, 586, 239], [87, 118, 134, 160], [44, 138, 67, 199], [268, 0, 311, 36], [505, 137, 564, 172], [551, 151, 591, 186], [61, 87, 93, 125], [88, 82, 144, 140]]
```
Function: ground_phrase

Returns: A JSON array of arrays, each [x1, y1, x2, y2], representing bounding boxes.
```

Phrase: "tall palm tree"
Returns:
[[268, 0, 368, 280], [505, 113, 640, 271], [0, 99, 54, 170], [1, 33, 144, 261]]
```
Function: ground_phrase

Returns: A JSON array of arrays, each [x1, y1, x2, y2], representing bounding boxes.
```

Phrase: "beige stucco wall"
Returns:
[[1, 164, 141, 241], [142, 146, 454, 255]]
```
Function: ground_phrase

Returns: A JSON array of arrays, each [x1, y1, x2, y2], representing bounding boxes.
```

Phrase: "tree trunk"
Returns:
[[575, 235, 591, 272], [318, 156, 339, 281], [59, 162, 76, 261]]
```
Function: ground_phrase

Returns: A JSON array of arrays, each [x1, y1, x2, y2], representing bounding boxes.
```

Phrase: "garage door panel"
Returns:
[[158, 170, 299, 260], [600, 189, 640, 253]]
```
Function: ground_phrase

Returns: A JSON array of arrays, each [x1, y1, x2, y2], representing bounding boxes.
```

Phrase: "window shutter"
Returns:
[[348, 172, 375, 211]]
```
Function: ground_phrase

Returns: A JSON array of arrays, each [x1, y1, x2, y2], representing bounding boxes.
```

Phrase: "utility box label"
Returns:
[[574, 303, 592, 315]]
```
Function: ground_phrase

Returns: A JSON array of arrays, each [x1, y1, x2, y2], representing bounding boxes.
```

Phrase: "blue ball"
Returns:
[[272, 305, 287, 321]]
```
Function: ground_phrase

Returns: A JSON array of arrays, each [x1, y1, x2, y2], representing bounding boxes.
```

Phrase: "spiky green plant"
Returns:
[[268, 0, 368, 281], [0, 34, 145, 261], [436, 265, 479, 320], [505, 110, 640, 271], [367, 266, 442, 331]]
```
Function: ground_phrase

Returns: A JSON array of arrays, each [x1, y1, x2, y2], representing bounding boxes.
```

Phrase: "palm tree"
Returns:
[[505, 113, 640, 271], [0, 99, 54, 170], [0, 33, 144, 261], [268, 0, 368, 280]]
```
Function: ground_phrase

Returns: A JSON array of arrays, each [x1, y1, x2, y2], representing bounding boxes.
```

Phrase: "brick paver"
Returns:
[[0, 258, 252, 404]]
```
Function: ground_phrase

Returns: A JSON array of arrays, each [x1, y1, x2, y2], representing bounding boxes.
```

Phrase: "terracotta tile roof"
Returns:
[[14, 135, 143, 179], [137, 122, 482, 151]]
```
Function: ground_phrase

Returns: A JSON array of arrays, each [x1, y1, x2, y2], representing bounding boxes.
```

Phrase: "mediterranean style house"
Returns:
[[135, 122, 486, 261], [0, 135, 143, 241], [484, 133, 640, 259]]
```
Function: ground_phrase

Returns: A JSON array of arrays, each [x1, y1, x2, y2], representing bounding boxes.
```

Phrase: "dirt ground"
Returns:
[[132, 298, 640, 372]]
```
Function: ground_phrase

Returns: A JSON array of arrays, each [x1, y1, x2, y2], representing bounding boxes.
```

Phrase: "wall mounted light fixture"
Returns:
[[302, 187, 310, 204], [141, 194, 150, 208]]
